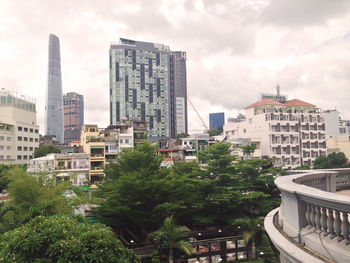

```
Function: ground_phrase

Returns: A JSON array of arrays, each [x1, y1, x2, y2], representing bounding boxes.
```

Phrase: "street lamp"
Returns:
[[259, 251, 264, 255]]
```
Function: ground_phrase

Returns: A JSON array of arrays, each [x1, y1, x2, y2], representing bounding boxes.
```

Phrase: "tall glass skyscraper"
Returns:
[[109, 38, 187, 138], [45, 34, 64, 143], [63, 92, 84, 144]]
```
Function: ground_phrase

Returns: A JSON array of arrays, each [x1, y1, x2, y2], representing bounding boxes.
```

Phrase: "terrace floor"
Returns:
[[337, 189, 350, 196]]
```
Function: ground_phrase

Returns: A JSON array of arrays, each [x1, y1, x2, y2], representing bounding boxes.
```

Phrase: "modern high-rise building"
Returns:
[[45, 34, 64, 143], [173, 51, 188, 134], [209, 112, 225, 130], [0, 90, 39, 164], [109, 38, 187, 138], [63, 92, 84, 144]]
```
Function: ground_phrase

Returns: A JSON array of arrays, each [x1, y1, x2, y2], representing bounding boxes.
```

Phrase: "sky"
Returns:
[[1, 0, 350, 134]]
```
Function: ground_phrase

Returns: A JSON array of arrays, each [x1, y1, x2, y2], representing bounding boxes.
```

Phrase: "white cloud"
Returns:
[[0, 0, 350, 135]]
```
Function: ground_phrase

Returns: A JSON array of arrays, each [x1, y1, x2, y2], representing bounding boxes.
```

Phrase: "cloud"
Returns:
[[0, 0, 350, 134]]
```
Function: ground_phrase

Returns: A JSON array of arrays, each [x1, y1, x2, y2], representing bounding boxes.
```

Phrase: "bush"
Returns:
[[0, 215, 140, 263]]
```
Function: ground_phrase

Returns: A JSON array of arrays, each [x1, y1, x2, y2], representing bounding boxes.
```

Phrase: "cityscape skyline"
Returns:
[[1, 0, 350, 134]]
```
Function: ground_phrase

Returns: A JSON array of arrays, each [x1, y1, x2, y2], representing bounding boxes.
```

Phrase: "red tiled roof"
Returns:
[[0, 196, 10, 201], [163, 158, 174, 162], [284, 99, 315, 107], [245, 99, 285, 109]]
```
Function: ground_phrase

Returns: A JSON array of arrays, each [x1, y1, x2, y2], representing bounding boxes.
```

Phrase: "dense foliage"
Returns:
[[95, 142, 281, 242], [314, 152, 349, 169], [0, 164, 25, 191], [34, 144, 61, 158], [0, 168, 72, 233], [0, 215, 140, 263]]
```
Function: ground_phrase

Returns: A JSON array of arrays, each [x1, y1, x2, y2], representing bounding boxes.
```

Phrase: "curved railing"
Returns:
[[265, 168, 350, 263]]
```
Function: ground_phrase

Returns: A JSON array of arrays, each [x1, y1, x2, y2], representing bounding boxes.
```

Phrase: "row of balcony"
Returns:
[[265, 168, 350, 263]]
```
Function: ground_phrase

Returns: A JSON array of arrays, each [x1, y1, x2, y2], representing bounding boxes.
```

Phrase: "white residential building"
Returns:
[[28, 153, 89, 186], [0, 90, 39, 164], [224, 99, 326, 169]]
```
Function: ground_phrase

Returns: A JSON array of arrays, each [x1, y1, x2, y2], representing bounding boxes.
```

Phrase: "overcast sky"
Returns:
[[1, 0, 350, 134]]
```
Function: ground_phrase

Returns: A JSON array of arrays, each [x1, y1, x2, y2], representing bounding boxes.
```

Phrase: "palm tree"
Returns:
[[149, 216, 192, 263], [231, 216, 264, 259]]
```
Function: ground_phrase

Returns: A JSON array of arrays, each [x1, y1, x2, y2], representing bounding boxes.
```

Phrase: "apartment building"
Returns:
[[63, 92, 84, 144], [0, 90, 39, 164], [27, 153, 89, 186], [80, 125, 105, 182], [224, 99, 326, 169]]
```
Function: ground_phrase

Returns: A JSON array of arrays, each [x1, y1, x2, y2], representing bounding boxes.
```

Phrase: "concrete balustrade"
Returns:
[[265, 168, 350, 263]]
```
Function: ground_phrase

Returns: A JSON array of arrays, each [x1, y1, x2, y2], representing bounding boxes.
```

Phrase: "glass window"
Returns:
[[17, 155, 22, 160], [18, 126, 22, 131], [30, 128, 33, 133], [7, 137, 11, 141], [24, 127, 28, 132], [0, 145, 4, 150], [17, 136, 22, 141], [24, 147, 28, 151], [0, 136, 4, 140], [6, 146, 11, 150], [17, 146, 22, 151], [24, 137, 28, 141]]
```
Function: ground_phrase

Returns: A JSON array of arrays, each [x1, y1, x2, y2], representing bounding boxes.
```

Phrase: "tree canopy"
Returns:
[[34, 144, 61, 158], [0, 215, 140, 263], [94, 142, 281, 243], [0, 167, 72, 233], [314, 152, 349, 169]]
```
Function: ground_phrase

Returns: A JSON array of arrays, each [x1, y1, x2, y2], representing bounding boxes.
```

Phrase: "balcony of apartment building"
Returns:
[[290, 135, 299, 144], [302, 132, 310, 140], [301, 123, 310, 131], [265, 168, 350, 263], [311, 150, 319, 158], [303, 150, 311, 158], [290, 124, 299, 133], [270, 123, 281, 132], [87, 136, 104, 143], [281, 124, 290, 133], [281, 135, 290, 144], [90, 147, 104, 159], [271, 134, 281, 144], [303, 142, 311, 149], [291, 156, 300, 166], [310, 132, 318, 140], [310, 123, 318, 131], [271, 146, 282, 155], [318, 133, 326, 140], [282, 157, 291, 166], [282, 146, 291, 155], [291, 146, 300, 155], [55, 160, 72, 171], [317, 115, 325, 122], [311, 142, 319, 149], [301, 115, 309, 122], [318, 124, 325, 131]]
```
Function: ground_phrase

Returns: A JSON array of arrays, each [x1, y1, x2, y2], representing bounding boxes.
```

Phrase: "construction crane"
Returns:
[[188, 98, 209, 132]]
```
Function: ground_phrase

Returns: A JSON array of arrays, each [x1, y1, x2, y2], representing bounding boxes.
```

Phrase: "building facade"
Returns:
[[224, 99, 326, 169], [45, 34, 64, 143], [209, 112, 225, 130], [173, 51, 188, 134], [0, 90, 39, 164], [63, 92, 84, 144], [109, 38, 187, 138], [28, 153, 89, 186]]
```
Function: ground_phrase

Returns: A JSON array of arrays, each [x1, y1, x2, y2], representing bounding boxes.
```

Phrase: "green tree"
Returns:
[[209, 126, 223, 136], [34, 144, 61, 158], [231, 217, 264, 259], [314, 152, 349, 169], [0, 167, 72, 232], [176, 132, 189, 139], [149, 216, 192, 263], [257, 233, 275, 261], [0, 164, 26, 191], [0, 215, 140, 263], [240, 144, 257, 159]]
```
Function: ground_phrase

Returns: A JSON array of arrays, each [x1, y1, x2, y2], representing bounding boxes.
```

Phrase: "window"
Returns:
[[125, 139, 129, 144], [29, 138, 33, 142], [0, 136, 4, 141], [17, 146, 22, 151], [18, 126, 22, 131], [6, 146, 11, 150], [35, 129, 38, 134], [24, 147, 28, 151], [23, 155, 27, 160], [24, 127, 28, 132], [0, 155, 3, 160], [120, 139, 123, 143], [7, 137, 11, 141], [18, 136, 22, 141], [6, 155, 10, 160], [30, 128, 33, 133], [29, 147, 33, 151], [243, 129, 246, 133], [17, 155, 22, 160], [0, 146, 4, 150], [35, 138, 38, 142], [24, 137, 28, 141]]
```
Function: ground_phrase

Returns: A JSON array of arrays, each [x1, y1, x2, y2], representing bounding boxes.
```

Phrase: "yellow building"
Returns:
[[81, 125, 105, 182], [327, 135, 350, 160]]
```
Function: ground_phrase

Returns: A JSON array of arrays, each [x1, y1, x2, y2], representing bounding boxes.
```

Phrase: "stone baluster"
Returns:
[[315, 206, 321, 231], [334, 210, 343, 241], [327, 208, 336, 238], [341, 212, 349, 243], [310, 205, 316, 229], [305, 203, 311, 227], [320, 207, 328, 234]]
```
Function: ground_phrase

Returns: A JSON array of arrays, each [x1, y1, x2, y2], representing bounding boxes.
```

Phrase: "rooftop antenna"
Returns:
[[276, 84, 280, 97]]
